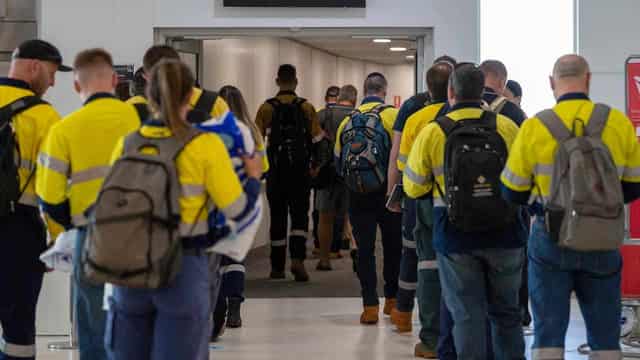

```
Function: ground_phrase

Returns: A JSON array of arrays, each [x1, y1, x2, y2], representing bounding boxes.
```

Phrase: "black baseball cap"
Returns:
[[12, 39, 72, 72]]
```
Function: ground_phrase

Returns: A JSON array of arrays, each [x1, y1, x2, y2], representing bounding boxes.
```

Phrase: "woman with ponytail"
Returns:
[[105, 59, 262, 360]]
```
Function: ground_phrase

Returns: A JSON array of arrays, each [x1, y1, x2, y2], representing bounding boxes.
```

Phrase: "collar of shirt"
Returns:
[[144, 119, 165, 127], [362, 96, 384, 105], [0, 77, 33, 92], [449, 101, 482, 112], [277, 90, 297, 97], [83, 92, 116, 106], [557, 92, 590, 103]]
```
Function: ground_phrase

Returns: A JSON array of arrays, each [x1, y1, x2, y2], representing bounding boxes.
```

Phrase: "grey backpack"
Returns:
[[82, 129, 202, 289], [538, 104, 625, 251]]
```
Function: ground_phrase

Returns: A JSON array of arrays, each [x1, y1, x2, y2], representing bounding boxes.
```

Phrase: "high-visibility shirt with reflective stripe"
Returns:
[[36, 93, 141, 230], [110, 124, 248, 235], [0, 78, 61, 207], [255, 90, 323, 142], [501, 93, 640, 208], [334, 96, 399, 160], [398, 102, 445, 171], [404, 105, 519, 200], [404, 103, 522, 254]]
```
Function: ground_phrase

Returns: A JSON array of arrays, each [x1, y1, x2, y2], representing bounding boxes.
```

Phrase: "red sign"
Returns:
[[393, 96, 402, 108], [627, 57, 640, 240]]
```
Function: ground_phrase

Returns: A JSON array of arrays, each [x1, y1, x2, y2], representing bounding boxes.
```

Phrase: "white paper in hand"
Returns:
[[39, 229, 77, 272], [208, 197, 263, 262]]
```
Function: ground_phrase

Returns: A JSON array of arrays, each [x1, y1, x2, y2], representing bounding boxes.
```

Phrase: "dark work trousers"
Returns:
[[313, 191, 319, 250], [348, 190, 402, 307], [0, 206, 46, 360], [397, 197, 418, 312], [332, 213, 346, 253], [267, 170, 311, 272]]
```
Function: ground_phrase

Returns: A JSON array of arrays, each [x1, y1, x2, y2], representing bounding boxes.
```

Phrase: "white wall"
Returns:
[[202, 38, 415, 116], [577, 0, 640, 110]]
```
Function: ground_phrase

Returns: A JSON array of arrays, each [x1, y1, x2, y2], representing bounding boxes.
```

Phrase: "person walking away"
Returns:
[[256, 64, 327, 282], [209, 85, 269, 335], [0, 39, 68, 360], [501, 54, 640, 360], [104, 59, 262, 360], [405, 63, 525, 360], [36, 48, 140, 360], [315, 85, 358, 271], [392, 62, 451, 359], [335, 72, 402, 325]]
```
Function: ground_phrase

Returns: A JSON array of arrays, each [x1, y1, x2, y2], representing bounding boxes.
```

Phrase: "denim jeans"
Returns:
[[438, 247, 525, 360], [73, 227, 107, 360], [106, 254, 210, 360], [529, 219, 622, 360]]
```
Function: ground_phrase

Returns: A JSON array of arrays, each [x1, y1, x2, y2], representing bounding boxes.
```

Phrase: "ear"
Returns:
[[586, 72, 592, 91], [73, 79, 81, 94], [447, 85, 455, 104], [549, 76, 555, 92], [111, 72, 118, 89], [142, 71, 149, 82]]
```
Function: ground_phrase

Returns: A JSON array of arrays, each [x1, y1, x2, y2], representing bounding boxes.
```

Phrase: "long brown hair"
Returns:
[[147, 59, 194, 138], [219, 85, 264, 148]]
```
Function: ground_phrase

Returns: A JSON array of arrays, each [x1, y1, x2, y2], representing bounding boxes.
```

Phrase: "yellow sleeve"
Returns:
[[501, 119, 535, 192], [403, 124, 436, 198], [334, 115, 350, 158], [36, 125, 69, 206], [201, 134, 246, 216], [398, 114, 419, 171], [382, 107, 400, 137], [620, 113, 640, 183]]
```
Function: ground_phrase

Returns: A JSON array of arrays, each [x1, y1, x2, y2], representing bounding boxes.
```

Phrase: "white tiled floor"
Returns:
[[34, 297, 639, 360]]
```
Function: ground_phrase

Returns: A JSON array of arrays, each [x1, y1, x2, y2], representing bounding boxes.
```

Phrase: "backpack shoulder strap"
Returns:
[[536, 109, 572, 142], [124, 129, 203, 162], [489, 96, 509, 113], [0, 96, 47, 128], [133, 103, 150, 121], [585, 103, 611, 138], [370, 104, 394, 115], [294, 97, 307, 106], [478, 110, 498, 130], [194, 89, 218, 114], [435, 116, 457, 137], [267, 98, 281, 108]]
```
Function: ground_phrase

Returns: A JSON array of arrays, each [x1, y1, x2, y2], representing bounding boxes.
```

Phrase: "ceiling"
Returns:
[[291, 37, 417, 65]]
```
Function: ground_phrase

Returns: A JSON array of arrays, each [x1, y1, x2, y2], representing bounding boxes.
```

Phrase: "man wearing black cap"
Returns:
[[0, 39, 69, 360]]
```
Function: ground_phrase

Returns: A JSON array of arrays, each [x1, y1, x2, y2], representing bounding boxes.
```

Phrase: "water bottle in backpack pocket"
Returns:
[[537, 104, 625, 251], [339, 104, 392, 193], [435, 111, 517, 233], [82, 129, 203, 289]]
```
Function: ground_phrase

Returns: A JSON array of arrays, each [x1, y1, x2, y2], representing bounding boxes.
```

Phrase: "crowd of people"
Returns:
[[0, 37, 638, 360]]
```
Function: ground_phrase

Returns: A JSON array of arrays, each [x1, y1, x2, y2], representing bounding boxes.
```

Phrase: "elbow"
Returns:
[[500, 183, 530, 205]]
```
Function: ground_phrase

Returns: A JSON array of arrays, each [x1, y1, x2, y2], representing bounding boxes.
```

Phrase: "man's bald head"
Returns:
[[550, 54, 591, 99], [553, 54, 590, 79]]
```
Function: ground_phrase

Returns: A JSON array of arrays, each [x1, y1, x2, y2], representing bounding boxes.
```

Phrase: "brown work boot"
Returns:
[[360, 305, 379, 325], [414, 343, 437, 358], [383, 298, 397, 316], [290, 260, 309, 282], [390, 308, 412, 332]]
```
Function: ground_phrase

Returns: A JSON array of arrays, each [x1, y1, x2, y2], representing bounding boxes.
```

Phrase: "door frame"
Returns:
[[155, 27, 432, 93]]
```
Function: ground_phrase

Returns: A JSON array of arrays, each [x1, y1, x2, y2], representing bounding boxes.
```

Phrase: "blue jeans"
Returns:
[[438, 247, 525, 360], [529, 219, 622, 360], [106, 254, 210, 360], [73, 227, 107, 360]]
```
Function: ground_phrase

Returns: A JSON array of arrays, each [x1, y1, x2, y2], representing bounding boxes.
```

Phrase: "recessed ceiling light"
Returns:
[[373, 38, 391, 43], [390, 47, 407, 52], [406, 55, 415, 59]]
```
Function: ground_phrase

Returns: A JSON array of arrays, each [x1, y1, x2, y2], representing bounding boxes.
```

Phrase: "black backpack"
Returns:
[[0, 96, 46, 217], [267, 97, 311, 172], [435, 111, 517, 233]]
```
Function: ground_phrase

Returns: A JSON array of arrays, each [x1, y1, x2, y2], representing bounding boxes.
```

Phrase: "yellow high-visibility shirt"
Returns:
[[397, 102, 446, 171]]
